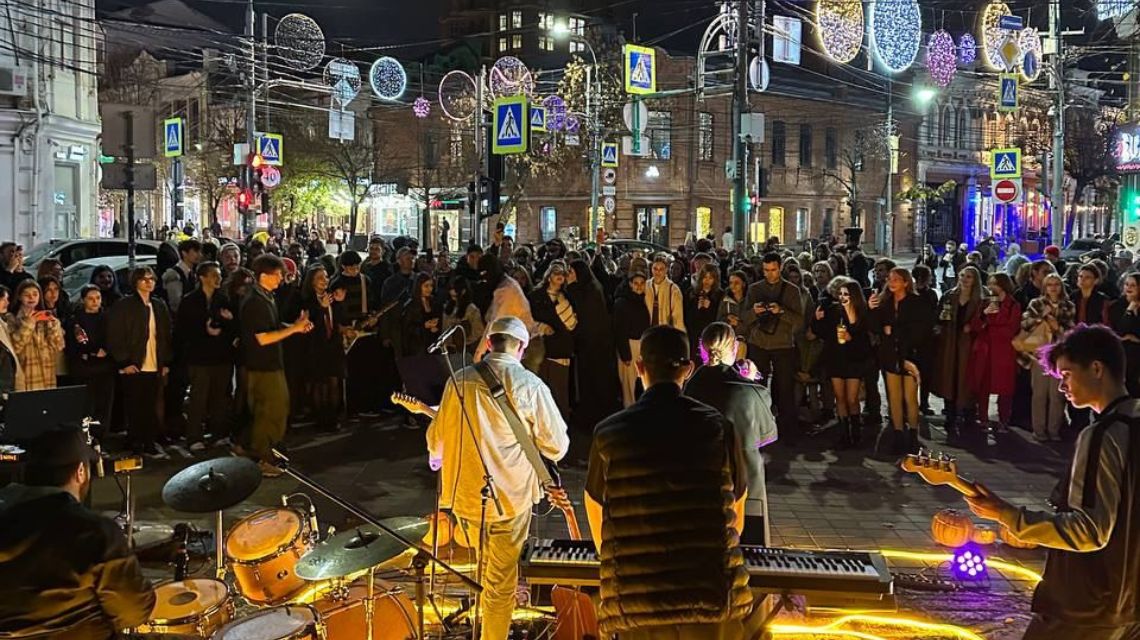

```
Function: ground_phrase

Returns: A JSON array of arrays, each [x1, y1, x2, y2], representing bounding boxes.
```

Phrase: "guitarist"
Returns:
[[964, 325, 1140, 640], [425, 316, 569, 640]]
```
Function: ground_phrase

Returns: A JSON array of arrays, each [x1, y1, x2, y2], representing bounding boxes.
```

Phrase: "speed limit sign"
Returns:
[[259, 166, 281, 189], [603, 167, 616, 184]]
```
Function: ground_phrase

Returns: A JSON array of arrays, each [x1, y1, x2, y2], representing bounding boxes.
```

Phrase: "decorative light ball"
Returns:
[[413, 97, 431, 119], [1000, 525, 1038, 549], [369, 57, 407, 101], [931, 508, 975, 547], [980, 2, 1013, 70], [958, 33, 977, 65], [970, 523, 998, 545], [817, 0, 864, 64], [273, 13, 325, 71], [870, 0, 921, 73], [489, 56, 534, 99], [438, 70, 477, 121], [542, 95, 567, 132], [926, 30, 957, 88], [1019, 28, 1043, 82], [952, 544, 988, 580]]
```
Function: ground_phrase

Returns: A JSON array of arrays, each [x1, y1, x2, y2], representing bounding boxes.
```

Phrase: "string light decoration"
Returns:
[[1019, 28, 1043, 82], [980, 2, 1013, 70], [413, 97, 431, 118], [817, 0, 864, 64], [489, 56, 534, 99], [369, 57, 407, 101], [870, 0, 921, 73], [438, 70, 477, 121], [958, 32, 977, 65], [542, 95, 567, 132], [926, 30, 957, 88], [273, 13, 326, 71]]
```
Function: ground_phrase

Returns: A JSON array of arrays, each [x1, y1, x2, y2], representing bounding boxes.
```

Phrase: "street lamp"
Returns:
[[913, 86, 937, 106], [550, 21, 602, 238]]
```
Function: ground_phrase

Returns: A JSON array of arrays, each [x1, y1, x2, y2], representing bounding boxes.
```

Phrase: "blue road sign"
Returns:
[[990, 148, 1022, 180], [1022, 51, 1039, 80], [601, 142, 619, 168], [258, 133, 283, 165], [998, 74, 1019, 112], [493, 96, 528, 155], [530, 106, 546, 132], [999, 15, 1024, 31], [163, 118, 183, 158], [624, 44, 656, 95]]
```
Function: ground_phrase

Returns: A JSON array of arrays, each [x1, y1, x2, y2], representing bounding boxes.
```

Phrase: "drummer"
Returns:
[[0, 427, 156, 638]]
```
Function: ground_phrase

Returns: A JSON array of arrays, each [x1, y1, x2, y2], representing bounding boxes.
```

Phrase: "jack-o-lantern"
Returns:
[[423, 511, 454, 547], [971, 523, 998, 545], [931, 508, 975, 547], [999, 525, 1038, 549]]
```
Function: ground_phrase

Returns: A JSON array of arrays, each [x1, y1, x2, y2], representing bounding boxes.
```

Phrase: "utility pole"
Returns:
[[588, 64, 600, 238], [243, 0, 256, 238], [731, 0, 750, 244], [472, 65, 485, 247], [1049, 0, 1066, 247], [261, 11, 271, 227], [884, 80, 894, 258]]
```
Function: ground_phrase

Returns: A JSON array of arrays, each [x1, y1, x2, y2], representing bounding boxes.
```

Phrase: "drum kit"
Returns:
[[132, 455, 476, 640]]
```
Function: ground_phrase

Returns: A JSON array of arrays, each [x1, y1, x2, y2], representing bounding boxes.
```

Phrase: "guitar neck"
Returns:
[[946, 476, 980, 498]]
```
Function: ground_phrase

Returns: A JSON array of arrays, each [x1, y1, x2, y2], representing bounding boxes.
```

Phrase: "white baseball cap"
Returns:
[[487, 316, 529, 348]]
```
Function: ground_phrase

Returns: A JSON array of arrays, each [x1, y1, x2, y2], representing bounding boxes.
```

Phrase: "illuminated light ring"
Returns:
[[369, 57, 407, 101], [817, 0, 864, 64], [273, 13, 326, 72], [438, 70, 477, 121], [980, 2, 1014, 70], [542, 95, 567, 132], [870, 0, 921, 73], [413, 96, 431, 119], [489, 56, 534, 99], [1019, 28, 1044, 82], [926, 30, 957, 88], [958, 32, 977, 65]]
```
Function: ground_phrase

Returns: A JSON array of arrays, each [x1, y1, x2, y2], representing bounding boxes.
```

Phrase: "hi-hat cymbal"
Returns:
[[162, 457, 262, 513], [296, 517, 429, 581]]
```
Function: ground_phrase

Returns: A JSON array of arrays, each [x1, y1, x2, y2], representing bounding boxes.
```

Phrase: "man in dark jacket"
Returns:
[[107, 266, 173, 459], [0, 428, 155, 638], [585, 325, 754, 638], [176, 262, 234, 452]]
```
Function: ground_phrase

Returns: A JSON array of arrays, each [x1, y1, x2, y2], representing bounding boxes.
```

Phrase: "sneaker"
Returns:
[[258, 461, 284, 478], [166, 444, 194, 460], [189, 441, 207, 453], [143, 445, 170, 461]]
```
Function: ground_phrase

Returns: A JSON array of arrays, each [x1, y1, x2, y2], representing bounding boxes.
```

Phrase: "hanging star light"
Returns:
[[438, 70, 477, 121], [1019, 27, 1043, 82], [980, 2, 1013, 70], [870, 0, 921, 73], [926, 30, 957, 87], [413, 97, 431, 118], [958, 32, 977, 65], [369, 57, 407, 101], [817, 0, 864, 64], [274, 13, 326, 71]]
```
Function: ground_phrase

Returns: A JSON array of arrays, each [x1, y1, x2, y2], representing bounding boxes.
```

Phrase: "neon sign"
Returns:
[[1114, 124, 1140, 174]]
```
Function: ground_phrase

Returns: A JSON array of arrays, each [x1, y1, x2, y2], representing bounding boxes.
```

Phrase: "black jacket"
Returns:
[[106, 294, 173, 371], [528, 288, 576, 359], [585, 384, 753, 634], [64, 311, 115, 378], [1072, 290, 1111, 326], [611, 287, 650, 362], [0, 485, 156, 639], [175, 289, 235, 367], [872, 293, 935, 374]]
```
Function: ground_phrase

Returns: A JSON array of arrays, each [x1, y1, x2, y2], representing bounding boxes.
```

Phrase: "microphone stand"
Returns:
[[271, 449, 482, 640]]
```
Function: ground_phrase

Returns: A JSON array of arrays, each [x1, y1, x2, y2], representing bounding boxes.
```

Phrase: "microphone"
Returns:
[[281, 494, 289, 507], [308, 504, 320, 543], [427, 324, 462, 354]]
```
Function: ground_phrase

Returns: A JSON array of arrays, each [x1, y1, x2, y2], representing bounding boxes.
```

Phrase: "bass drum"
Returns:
[[133, 579, 233, 637], [310, 585, 417, 640], [226, 508, 311, 604], [211, 606, 319, 640]]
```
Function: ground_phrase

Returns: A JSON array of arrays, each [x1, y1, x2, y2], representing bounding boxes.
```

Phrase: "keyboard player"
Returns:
[[583, 326, 756, 639]]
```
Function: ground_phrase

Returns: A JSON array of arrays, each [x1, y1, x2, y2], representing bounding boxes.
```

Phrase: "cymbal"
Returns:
[[162, 457, 262, 513], [296, 517, 430, 581]]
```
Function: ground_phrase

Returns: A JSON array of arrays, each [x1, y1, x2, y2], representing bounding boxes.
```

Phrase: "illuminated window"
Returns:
[[498, 37, 508, 52], [540, 207, 557, 241], [511, 10, 523, 28], [538, 12, 553, 29], [511, 34, 523, 50], [569, 17, 585, 36], [698, 113, 713, 161], [498, 13, 508, 30], [795, 208, 809, 241], [769, 207, 785, 243], [696, 206, 712, 238], [570, 41, 585, 53], [539, 36, 554, 51], [647, 111, 672, 160]]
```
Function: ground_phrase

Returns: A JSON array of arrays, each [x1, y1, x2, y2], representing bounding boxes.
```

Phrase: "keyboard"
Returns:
[[520, 539, 893, 597]]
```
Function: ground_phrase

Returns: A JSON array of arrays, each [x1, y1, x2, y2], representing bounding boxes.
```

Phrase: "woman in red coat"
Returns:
[[968, 272, 1021, 429]]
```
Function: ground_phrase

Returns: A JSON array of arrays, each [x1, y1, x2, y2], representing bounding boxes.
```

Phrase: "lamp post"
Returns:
[[552, 22, 602, 240]]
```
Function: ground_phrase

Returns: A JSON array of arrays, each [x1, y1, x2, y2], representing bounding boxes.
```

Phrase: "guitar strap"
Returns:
[[474, 361, 554, 487]]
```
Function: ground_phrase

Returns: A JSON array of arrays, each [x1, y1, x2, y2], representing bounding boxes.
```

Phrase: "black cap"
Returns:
[[23, 427, 97, 468]]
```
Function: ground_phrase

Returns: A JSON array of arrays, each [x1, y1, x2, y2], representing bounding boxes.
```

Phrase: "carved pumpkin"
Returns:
[[423, 511, 454, 547], [970, 523, 998, 545], [999, 525, 1038, 549], [931, 509, 975, 547]]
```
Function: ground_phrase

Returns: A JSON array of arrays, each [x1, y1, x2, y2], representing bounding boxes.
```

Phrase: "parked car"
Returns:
[[1060, 238, 1114, 261], [60, 256, 157, 301], [603, 239, 671, 256], [24, 239, 163, 270]]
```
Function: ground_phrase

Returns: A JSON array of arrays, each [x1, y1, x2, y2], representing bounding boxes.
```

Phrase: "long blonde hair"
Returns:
[[700, 322, 737, 366]]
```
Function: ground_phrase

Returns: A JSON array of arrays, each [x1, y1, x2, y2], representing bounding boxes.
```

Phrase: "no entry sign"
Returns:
[[994, 179, 1020, 204]]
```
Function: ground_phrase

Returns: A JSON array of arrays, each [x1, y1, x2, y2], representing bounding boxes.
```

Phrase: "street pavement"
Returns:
[[89, 389, 1067, 639]]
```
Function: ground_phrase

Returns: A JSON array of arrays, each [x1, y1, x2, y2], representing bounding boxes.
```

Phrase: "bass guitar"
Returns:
[[900, 449, 980, 498], [391, 391, 582, 539]]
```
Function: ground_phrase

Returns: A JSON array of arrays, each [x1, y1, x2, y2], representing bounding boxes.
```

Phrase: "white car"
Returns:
[[24, 239, 164, 269], [61, 256, 157, 301]]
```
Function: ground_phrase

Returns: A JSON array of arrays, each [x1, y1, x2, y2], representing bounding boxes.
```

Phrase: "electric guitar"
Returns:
[[391, 391, 582, 540], [900, 449, 980, 498], [342, 299, 401, 352]]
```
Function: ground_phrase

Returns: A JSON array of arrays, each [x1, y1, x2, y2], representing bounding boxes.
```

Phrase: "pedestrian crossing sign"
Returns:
[[998, 73, 1019, 112], [624, 44, 656, 95], [530, 106, 547, 132], [990, 147, 1022, 180], [601, 142, 619, 168], [258, 133, 283, 166], [163, 117, 183, 158], [493, 95, 528, 155]]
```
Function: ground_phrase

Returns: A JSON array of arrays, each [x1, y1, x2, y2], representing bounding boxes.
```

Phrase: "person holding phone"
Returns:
[[9, 280, 64, 392]]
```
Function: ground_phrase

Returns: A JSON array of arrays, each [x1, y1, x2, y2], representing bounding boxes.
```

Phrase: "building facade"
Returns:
[[0, 0, 101, 247]]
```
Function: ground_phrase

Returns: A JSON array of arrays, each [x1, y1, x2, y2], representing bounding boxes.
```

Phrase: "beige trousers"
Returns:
[[456, 511, 532, 640], [618, 339, 642, 408]]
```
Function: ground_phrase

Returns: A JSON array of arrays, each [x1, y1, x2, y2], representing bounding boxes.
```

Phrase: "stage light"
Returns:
[[878, 548, 1042, 583], [951, 544, 987, 580]]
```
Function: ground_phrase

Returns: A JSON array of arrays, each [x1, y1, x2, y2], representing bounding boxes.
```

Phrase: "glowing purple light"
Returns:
[[413, 96, 430, 118], [926, 30, 957, 88], [958, 33, 977, 65], [951, 544, 988, 580]]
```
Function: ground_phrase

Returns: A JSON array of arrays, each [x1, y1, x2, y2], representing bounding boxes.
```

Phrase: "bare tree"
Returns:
[[822, 126, 890, 228]]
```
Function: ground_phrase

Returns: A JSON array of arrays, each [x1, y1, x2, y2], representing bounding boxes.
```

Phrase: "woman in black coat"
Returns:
[[528, 260, 577, 417], [65, 284, 115, 436], [566, 259, 620, 431], [401, 272, 444, 357], [613, 271, 650, 408], [301, 264, 347, 432], [685, 263, 724, 359]]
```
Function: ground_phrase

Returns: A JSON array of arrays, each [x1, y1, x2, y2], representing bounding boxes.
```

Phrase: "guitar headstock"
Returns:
[[900, 448, 962, 488], [391, 392, 429, 415]]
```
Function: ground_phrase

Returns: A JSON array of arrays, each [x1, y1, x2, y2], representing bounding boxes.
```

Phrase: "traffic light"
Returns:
[[237, 188, 253, 212], [480, 175, 501, 217]]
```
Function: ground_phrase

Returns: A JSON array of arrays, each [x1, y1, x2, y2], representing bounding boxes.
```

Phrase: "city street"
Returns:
[[93, 398, 1065, 639]]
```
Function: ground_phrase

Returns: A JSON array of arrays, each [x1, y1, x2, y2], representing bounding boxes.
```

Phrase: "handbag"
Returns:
[[1012, 321, 1051, 355]]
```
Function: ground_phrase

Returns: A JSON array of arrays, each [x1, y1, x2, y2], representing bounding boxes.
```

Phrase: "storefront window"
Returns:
[[636, 206, 669, 247], [540, 207, 557, 241], [768, 207, 785, 244], [695, 206, 711, 239], [53, 164, 79, 238], [795, 208, 809, 241]]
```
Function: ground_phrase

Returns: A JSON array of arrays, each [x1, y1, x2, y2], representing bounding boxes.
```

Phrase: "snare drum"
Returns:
[[226, 508, 312, 604], [310, 585, 416, 640], [211, 606, 320, 640], [133, 579, 232, 637]]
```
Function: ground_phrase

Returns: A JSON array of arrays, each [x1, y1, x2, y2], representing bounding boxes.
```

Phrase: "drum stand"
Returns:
[[270, 449, 482, 640], [215, 510, 226, 579]]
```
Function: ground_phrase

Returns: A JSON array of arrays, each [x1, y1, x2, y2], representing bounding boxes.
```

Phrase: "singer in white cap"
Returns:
[[425, 316, 569, 640]]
